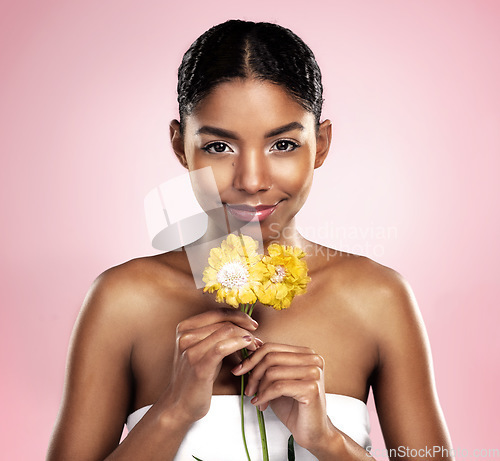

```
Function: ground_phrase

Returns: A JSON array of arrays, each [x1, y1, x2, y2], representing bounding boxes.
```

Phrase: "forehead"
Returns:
[[185, 79, 315, 135]]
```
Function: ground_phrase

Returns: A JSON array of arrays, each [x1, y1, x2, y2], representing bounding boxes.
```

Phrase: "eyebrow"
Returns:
[[196, 126, 239, 139], [195, 121, 305, 140], [264, 122, 304, 138]]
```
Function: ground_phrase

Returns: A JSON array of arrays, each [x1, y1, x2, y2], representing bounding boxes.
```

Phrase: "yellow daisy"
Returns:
[[254, 244, 311, 310], [202, 234, 262, 307]]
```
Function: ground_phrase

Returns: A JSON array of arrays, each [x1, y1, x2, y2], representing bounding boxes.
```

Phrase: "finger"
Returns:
[[176, 308, 258, 333], [246, 365, 323, 397], [232, 343, 316, 376], [251, 379, 323, 407], [184, 335, 257, 382], [238, 349, 322, 385], [181, 324, 260, 380], [178, 321, 260, 352], [245, 355, 323, 397]]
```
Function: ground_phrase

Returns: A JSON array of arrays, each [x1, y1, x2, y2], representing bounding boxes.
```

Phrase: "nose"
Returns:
[[232, 149, 271, 194]]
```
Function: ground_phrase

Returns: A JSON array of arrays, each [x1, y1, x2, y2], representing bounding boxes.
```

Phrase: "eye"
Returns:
[[201, 142, 233, 154], [270, 139, 299, 152]]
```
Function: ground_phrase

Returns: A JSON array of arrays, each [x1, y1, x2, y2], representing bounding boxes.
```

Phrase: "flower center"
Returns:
[[217, 261, 249, 289], [270, 265, 286, 283]]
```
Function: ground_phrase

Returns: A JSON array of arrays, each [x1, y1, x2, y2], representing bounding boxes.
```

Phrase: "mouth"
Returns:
[[225, 202, 281, 222]]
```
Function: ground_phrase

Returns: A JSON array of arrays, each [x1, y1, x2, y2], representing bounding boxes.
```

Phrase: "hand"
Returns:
[[158, 308, 260, 425], [232, 343, 333, 452]]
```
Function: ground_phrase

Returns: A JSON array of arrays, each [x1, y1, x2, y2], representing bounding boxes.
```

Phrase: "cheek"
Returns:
[[206, 163, 234, 198], [272, 154, 315, 196], [188, 155, 234, 201], [287, 172, 314, 204], [212, 163, 234, 187]]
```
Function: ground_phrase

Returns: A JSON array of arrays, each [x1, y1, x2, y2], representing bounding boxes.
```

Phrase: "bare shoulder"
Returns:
[[87, 251, 193, 306], [324, 250, 409, 294], [313, 248, 423, 341], [92, 251, 193, 294], [331, 250, 415, 305], [76, 251, 195, 343], [341, 254, 423, 339]]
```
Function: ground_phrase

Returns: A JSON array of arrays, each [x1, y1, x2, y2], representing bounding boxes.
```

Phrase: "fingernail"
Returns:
[[251, 396, 259, 405], [243, 335, 252, 342], [250, 318, 259, 327], [231, 363, 243, 374], [255, 338, 264, 346]]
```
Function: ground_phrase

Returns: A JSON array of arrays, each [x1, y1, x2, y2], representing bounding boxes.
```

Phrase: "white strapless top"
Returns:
[[126, 394, 371, 460]]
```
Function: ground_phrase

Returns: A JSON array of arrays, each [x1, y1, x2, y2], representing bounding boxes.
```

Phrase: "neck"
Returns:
[[202, 215, 309, 250]]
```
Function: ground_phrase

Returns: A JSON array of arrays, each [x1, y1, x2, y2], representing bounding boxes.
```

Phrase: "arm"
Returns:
[[371, 273, 454, 460], [47, 270, 137, 460], [232, 270, 453, 460], [233, 343, 373, 461], [47, 266, 260, 461]]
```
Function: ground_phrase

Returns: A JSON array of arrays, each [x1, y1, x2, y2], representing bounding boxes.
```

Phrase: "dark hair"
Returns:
[[177, 20, 323, 133]]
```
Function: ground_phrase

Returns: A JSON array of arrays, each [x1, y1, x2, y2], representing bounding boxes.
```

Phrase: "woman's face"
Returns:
[[172, 78, 331, 243]]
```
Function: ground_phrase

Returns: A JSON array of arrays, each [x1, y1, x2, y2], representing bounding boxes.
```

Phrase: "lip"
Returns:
[[226, 202, 281, 222]]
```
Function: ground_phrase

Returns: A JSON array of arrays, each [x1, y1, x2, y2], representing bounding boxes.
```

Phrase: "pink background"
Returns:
[[1, 1, 499, 459]]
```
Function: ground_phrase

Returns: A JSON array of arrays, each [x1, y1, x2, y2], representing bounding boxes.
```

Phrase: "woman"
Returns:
[[47, 20, 453, 460]]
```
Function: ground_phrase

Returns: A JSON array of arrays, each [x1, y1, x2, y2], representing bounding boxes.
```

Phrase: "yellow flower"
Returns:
[[202, 234, 262, 307], [254, 244, 311, 310]]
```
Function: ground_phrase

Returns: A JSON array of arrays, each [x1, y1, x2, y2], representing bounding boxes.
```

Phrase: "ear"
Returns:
[[314, 119, 332, 169], [170, 119, 188, 169]]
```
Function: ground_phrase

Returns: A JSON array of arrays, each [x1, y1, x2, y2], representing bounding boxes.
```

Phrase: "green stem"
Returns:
[[256, 406, 269, 461], [240, 372, 251, 461], [248, 302, 268, 460], [239, 304, 252, 460], [240, 301, 269, 460]]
